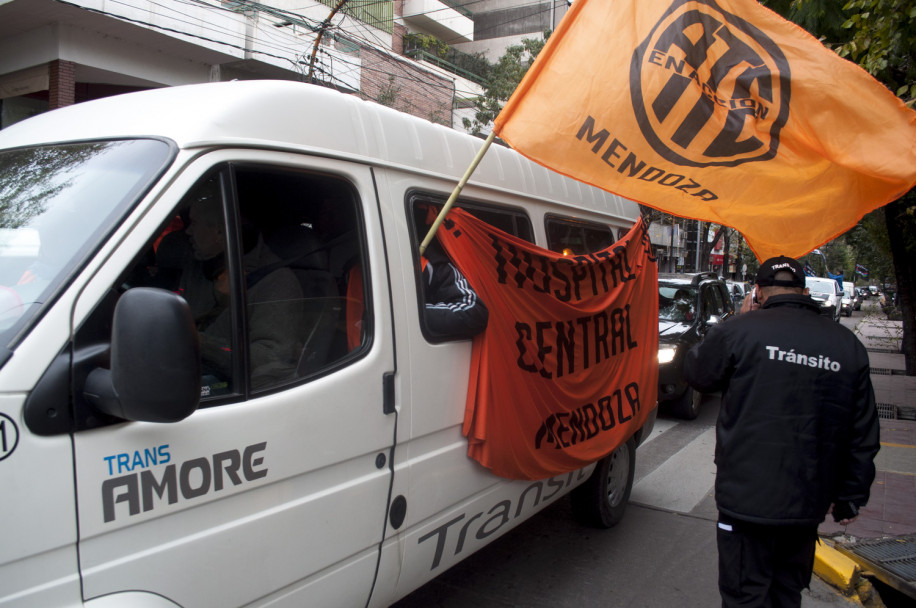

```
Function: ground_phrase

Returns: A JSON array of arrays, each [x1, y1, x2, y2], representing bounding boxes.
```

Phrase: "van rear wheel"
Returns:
[[571, 437, 636, 528]]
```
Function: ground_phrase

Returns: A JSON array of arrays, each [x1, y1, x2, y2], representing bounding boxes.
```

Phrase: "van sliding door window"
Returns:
[[545, 215, 616, 256], [408, 196, 532, 343], [84, 165, 368, 414]]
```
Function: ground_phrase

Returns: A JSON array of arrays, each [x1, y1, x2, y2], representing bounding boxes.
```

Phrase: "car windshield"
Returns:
[[806, 279, 835, 295], [0, 139, 172, 353], [659, 283, 697, 322]]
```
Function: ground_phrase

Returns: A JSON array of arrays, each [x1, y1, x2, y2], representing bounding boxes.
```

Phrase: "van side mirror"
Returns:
[[85, 287, 201, 423]]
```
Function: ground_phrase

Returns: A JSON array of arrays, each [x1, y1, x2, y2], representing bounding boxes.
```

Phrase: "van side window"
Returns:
[[545, 215, 616, 255], [409, 197, 534, 245], [85, 165, 368, 411], [408, 196, 531, 343], [234, 166, 366, 391]]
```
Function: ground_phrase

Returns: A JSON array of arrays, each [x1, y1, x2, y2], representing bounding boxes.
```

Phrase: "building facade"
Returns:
[[452, 0, 567, 61], [0, 0, 492, 131]]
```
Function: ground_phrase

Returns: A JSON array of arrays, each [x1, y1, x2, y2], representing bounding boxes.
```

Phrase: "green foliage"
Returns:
[[761, 0, 851, 41], [403, 33, 491, 83], [765, 1, 915, 284], [404, 33, 450, 59], [376, 75, 401, 109], [837, 0, 916, 107], [762, 0, 915, 106], [448, 51, 492, 83], [845, 210, 895, 281], [462, 31, 551, 135], [428, 105, 451, 127]]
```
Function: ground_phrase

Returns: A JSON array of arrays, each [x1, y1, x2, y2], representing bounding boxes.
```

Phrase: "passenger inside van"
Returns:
[[414, 203, 488, 340], [119, 167, 368, 398], [420, 238, 488, 340], [180, 187, 307, 392]]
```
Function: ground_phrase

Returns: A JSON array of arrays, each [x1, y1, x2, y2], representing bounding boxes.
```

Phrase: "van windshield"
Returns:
[[806, 279, 835, 295], [0, 139, 172, 356]]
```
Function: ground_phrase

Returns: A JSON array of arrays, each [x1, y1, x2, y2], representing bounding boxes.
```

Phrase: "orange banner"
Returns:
[[493, 0, 916, 261], [436, 210, 658, 480]]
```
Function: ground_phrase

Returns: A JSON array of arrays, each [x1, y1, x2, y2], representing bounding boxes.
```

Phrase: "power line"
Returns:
[[48, 0, 553, 111], [57, 0, 306, 66]]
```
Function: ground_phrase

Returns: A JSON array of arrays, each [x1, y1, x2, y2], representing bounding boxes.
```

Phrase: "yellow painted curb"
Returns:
[[814, 541, 860, 595]]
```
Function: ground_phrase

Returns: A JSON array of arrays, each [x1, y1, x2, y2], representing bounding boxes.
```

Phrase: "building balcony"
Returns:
[[402, 0, 473, 43]]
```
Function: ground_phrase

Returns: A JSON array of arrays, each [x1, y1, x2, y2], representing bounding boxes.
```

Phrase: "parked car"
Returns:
[[805, 276, 842, 321], [726, 280, 749, 313], [657, 272, 735, 419], [841, 281, 858, 315]]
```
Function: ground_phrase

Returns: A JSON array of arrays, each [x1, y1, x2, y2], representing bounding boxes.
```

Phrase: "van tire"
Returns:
[[571, 437, 635, 528]]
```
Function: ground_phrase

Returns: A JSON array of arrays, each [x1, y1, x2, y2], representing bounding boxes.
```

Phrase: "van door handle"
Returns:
[[383, 372, 395, 415]]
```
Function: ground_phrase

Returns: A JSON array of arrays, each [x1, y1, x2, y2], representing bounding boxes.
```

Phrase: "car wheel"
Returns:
[[671, 387, 702, 420], [571, 437, 635, 528]]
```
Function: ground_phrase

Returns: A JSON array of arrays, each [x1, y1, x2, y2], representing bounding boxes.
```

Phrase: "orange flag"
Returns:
[[494, 0, 916, 261], [436, 210, 658, 480]]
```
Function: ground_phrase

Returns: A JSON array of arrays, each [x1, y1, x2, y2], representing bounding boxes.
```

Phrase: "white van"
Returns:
[[0, 81, 654, 608], [805, 276, 843, 322], [841, 281, 857, 316]]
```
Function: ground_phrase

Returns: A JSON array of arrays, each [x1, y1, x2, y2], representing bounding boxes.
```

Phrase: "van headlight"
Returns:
[[658, 344, 678, 364]]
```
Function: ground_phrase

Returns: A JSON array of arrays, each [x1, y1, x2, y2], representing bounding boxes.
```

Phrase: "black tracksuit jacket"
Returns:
[[421, 243, 488, 340], [684, 294, 879, 526]]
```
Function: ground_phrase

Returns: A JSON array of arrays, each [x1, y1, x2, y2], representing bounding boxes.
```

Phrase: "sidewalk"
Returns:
[[816, 307, 916, 603]]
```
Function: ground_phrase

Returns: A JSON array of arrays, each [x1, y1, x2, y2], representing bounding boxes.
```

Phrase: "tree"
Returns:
[[462, 32, 550, 136], [836, 0, 916, 106], [762, 0, 916, 375]]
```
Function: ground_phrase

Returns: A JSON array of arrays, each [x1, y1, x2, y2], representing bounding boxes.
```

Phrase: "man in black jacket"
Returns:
[[684, 256, 879, 608]]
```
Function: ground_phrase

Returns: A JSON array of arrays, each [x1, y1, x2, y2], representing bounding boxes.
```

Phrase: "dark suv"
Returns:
[[657, 272, 734, 419]]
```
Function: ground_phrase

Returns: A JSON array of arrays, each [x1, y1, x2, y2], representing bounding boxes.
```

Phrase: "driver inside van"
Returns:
[[176, 186, 306, 393]]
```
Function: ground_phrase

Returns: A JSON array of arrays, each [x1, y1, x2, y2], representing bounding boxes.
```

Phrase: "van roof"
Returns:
[[0, 80, 638, 222]]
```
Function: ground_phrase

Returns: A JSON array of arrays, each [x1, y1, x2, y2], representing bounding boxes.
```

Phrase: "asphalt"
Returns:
[[391, 300, 914, 607], [814, 301, 916, 606]]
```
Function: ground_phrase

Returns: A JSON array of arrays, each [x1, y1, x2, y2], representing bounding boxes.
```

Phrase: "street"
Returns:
[[391, 307, 873, 608]]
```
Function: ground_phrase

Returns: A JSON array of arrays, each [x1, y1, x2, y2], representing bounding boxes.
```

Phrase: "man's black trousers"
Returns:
[[716, 513, 818, 608]]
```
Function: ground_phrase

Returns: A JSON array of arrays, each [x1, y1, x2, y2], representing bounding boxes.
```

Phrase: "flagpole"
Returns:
[[419, 130, 497, 255]]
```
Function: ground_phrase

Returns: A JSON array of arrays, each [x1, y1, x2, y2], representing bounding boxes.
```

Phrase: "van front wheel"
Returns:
[[571, 437, 636, 528]]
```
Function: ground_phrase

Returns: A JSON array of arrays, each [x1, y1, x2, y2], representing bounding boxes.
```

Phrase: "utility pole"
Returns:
[[308, 0, 348, 84]]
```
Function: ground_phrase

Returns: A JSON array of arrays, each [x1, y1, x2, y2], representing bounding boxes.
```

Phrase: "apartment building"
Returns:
[[0, 0, 497, 131]]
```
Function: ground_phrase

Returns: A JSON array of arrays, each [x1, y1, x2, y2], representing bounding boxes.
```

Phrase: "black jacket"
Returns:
[[684, 294, 879, 526], [422, 242, 488, 340]]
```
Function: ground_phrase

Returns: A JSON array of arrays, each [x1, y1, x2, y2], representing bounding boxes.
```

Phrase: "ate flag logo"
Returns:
[[630, 0, 792, 168]]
